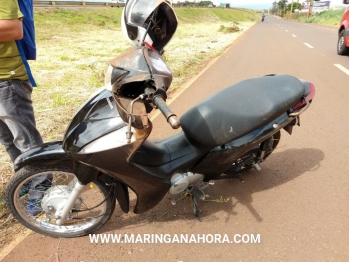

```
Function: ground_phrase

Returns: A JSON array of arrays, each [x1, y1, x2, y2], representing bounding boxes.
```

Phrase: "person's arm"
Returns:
[[0, 0, 24, 42], [0, 18, 23, 42]]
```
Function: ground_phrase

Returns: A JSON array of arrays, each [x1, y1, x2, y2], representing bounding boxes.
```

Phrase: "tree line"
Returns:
[[270, 1, 303, 16]]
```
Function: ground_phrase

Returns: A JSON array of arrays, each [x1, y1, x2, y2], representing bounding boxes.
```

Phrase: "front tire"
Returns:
[[6, 165, 115, 238], [337, 30, 349, 55]]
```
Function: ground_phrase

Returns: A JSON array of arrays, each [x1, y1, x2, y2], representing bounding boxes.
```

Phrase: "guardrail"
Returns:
[[33, 0, 125, 8], [33, 1, 234, 9], [33, 1, 231, 9]]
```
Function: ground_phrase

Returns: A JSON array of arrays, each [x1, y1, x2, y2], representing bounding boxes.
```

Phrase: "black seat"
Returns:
[[180, 75, 305, 147]]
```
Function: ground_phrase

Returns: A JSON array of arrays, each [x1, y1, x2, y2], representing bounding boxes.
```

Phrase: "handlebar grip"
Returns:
[[153, 96, 181, 129]]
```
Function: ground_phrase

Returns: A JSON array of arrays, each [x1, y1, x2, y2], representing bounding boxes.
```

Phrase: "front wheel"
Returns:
[[337, 30, 349, 55], [6, 165, 115, 238]]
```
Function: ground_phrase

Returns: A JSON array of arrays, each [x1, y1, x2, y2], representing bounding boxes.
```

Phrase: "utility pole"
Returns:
[[284, 0, 286, 15], [291, 0, 294, 13], [308, 0, 314, 17]]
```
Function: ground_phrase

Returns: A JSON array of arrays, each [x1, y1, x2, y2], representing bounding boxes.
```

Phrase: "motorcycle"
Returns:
[[5, 1, 315, 238]]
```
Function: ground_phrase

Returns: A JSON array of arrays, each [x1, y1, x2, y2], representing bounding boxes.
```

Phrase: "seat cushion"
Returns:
[[180, 75, 305, 147]]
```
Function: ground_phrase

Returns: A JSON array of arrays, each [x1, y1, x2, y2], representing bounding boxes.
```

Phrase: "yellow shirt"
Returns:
[[0, 0, 28, 80]]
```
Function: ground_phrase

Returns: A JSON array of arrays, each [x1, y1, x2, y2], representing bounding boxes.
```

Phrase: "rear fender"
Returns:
[[14, 141, 73, 172], [283, 117, 299, 135]]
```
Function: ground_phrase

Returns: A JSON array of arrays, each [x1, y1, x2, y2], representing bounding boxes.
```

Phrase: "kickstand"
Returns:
[[191, 195, 201, 222], [237, 175, 244, 182], [229, 172, 245, 182]]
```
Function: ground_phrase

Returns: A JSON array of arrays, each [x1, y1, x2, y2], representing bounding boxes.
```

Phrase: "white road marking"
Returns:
[[292, 34, 297, 37], [324, 28, 336, 31], [304, 43, 314, 48], [334, 64, 349, 76], [285, 30, 288, 32]]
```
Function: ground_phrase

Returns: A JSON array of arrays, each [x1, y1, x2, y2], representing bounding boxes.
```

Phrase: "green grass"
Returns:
[[53, 93, 68, 106], [175, 7, 258, 23], [35, 7, 257, 28], [34, 8, 123, 40], [297, 8, 345, 26], [35, 8, 122, 27]]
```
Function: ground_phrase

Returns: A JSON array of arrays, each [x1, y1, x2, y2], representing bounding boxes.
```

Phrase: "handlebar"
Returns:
[[153, 95, 181, 129]]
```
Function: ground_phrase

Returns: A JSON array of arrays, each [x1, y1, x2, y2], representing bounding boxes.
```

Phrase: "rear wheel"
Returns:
[[6, 165, 115, 238], [337, 30, 349, 55], [223, 131, 280, 176]]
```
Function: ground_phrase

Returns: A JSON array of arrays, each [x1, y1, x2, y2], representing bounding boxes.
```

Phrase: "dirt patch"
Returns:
[[218, 23, 241, 33]]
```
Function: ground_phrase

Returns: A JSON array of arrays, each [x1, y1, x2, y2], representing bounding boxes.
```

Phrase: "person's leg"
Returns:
[[0, 119, 21, 162], [0, 80, 24, 162], [0, 80, 43, 154], [0, 79, 48, 214]]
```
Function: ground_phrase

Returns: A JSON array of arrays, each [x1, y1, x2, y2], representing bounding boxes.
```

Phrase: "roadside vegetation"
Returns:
[[296, 8, 346, 26], [270, 0, 302, 16], [0, 7, 258, 248], [270, 0, 345, 26]]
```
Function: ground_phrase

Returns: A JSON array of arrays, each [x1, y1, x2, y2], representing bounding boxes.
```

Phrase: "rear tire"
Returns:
[[6, 165, 115, 238], [337, 30, 349, 56], [224, 131, 280, 176]]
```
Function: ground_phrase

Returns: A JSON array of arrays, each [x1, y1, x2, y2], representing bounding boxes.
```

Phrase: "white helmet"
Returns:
[[121, 0, 178, 51]]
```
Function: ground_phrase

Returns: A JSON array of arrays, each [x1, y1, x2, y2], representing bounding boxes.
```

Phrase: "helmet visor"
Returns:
[[127, 0, 166, 26]]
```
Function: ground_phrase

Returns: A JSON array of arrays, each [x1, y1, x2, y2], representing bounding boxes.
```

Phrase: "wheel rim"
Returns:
[[225, 131, 280, 176], [13, 171, 110, 234], [339, 36, 345, 51]]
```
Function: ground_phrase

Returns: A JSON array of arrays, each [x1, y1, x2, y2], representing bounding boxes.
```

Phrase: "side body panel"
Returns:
[[62, 88, 170, 214], [71, 126, 170, 214], [192, 113, 293, 179]]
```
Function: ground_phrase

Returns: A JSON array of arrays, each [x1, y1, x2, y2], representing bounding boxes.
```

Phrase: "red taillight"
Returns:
[[292, 82, 315, 110]]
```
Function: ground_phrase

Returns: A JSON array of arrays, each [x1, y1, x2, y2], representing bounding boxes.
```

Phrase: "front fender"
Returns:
[[14, 141, 73, 172], [15, 141, 131, 214]]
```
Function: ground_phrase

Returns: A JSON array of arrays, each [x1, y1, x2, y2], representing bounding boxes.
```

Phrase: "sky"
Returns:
[[175, 0, 347, 10]]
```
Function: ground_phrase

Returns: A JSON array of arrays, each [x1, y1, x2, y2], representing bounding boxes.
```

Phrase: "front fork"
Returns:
[[55, 181, 85, 226]]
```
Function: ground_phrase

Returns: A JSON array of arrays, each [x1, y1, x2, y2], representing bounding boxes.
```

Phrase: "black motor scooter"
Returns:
[[6, 17, 315, 240]]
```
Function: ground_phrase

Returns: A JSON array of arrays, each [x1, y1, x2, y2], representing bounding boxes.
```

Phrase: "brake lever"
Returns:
[[126, 96, 141, 143]]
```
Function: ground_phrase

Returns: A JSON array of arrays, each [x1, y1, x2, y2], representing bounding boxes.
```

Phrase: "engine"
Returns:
[[169, 172, 204, 195]]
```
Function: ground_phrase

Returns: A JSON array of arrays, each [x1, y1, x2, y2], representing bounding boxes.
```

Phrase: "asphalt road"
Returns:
[[2, 16, 349, 261]]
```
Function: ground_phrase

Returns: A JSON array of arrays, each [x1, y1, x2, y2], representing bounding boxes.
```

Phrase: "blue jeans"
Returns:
[[0, 79, 43, 162], [0, 79, 46, 199]]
